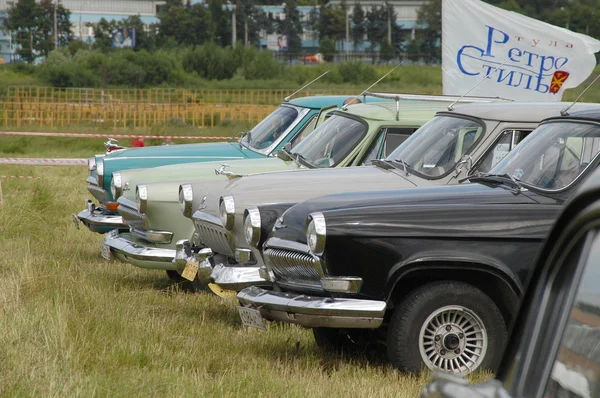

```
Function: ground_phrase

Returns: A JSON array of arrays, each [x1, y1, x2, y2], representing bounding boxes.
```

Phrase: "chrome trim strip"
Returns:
[[265, 237, 312, 254], [132, 228, 174, 244], [87, 183, 108, 205], [237, 286, 386, 328], [211, 264, 271, 290], [104, 232, 175, 262], [192, 209, 222, 226], [117, 196, 137, 209], [77, 209, 125, 228]]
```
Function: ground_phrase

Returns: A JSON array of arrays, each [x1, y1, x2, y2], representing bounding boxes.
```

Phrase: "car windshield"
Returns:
[[386, 115, 484, 179], [489, 121, 600, 190], [290, 114, 367, 168], [240, 105, 300, 152]]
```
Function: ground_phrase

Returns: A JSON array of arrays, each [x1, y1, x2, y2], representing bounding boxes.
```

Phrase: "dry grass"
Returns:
[[0, 164, 491, 396]]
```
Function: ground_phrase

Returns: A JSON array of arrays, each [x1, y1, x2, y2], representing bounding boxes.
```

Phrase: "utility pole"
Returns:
[[387, 4, 392, 45], [54, 0, 58, 49], [345, 7, 349, 60], [232, 6, 237, 48]]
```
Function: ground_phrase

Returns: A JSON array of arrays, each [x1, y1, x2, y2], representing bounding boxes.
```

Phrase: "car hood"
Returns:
[[273, 182, 542, 244], [99, 141, 263, 197], [120, 157, 290, 202], [201, 165, 417, 218]]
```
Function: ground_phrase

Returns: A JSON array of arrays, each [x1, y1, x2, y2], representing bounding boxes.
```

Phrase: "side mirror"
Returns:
[[455, 155, 473, 177], [283, 142, 292, 152]]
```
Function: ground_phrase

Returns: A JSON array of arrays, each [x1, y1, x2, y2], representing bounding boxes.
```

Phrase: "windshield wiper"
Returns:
[[292, 152, 316, 169], [467, 173, 525, 194], [372, 158, 412, 175]]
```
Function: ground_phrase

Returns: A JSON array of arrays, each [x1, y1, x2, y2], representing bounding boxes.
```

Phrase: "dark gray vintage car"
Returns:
[[237, 107, 600, 376], [422, 159, 600, 398], [177, 102, 596, 291]]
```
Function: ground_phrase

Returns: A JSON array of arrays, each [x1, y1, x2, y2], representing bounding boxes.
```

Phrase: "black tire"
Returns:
[[164, 270, 212, 294], [165, 270, 182, 281], [313, 328, 374, 353], [387, 281, 506, 375]]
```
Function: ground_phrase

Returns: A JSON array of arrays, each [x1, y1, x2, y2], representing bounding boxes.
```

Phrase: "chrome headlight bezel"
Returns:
[[179, 184, 194, 218], [136, 184, 148, 214], [306, 212, 326, 255], [96, 159, 105, 188], [87, 157, 96, 175], [244, 206, 261, 247], [219, 195, 235, 230], [111, 172, 122, 199]]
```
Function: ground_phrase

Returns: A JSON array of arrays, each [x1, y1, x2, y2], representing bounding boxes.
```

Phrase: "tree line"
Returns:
[[3, 0, 600, 65]]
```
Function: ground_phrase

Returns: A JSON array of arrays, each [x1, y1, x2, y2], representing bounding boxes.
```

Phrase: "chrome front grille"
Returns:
[[87, 183, 108, 204], [264, 248, 321, 285], [194, 220, 235, 257], [118, 205, 145, 231]]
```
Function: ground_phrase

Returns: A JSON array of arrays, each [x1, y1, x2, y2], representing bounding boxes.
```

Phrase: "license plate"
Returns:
[[181, 259, 199, 282], [71, 213, 80, 230], [100, 243, 111, 261], [238, 307, 266, 330]]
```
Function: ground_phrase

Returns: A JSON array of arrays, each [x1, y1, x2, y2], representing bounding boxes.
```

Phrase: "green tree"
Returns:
[[366, 4, 386, 51], [351, 2, 366, 49], [207, 0, 231, 47], [158, 2, 214, 46], [416, 0, 440, 63], [318, 36, 336, 61], [4, 0, 71, 62], [277, 0, 304, 53]]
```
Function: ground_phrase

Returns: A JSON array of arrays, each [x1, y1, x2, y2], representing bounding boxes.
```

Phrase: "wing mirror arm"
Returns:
[[455, 155, 473, 177]]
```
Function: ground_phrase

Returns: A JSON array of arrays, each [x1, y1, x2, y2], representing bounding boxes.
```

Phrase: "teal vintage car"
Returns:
[[103, 97, 485, 280], [75, 95, 354, 234]]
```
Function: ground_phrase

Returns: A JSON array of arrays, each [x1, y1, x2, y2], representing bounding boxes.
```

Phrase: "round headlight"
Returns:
[[179, 189, 185, 214], [96, 159, 105, 187], [136, 185, 148, 213], [179, 184, 194, 218], [306, 212, 326, 255], [87, 157, 96, 173], [111, 172, 122, 199], [219, 195, 235, 230], [244, 207, 261, 247]]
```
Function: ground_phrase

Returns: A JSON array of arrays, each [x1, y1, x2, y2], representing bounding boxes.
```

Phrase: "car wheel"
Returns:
[[387, 281, 506, 376], [164, 270, 211, 294], [313, 328, 374, 352]]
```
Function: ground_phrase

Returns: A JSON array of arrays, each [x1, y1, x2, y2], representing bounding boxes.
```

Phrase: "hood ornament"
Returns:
[[215, 163, 245, 180], [197, 195, 207, 210]]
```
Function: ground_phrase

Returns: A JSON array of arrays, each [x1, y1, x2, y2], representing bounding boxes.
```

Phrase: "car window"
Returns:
[[360, 127, 416, 166], [475, 130, 532, 174], [543, 232, 600, 398], [491, 122, 600, 190], [290, 115, 317, 148], [361, 129, 386, 165]]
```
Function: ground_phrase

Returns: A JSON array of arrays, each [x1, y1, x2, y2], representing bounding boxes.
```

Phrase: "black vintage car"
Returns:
[[422, 166, 600, 398], [236, 109, 600, 376]]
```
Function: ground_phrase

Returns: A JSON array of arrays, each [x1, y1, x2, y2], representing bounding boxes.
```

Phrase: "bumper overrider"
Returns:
[[73, 200, 126, 234], [237, 286, 386, 329], [103, 230, 177, 270], [173, 239, 272, 291]]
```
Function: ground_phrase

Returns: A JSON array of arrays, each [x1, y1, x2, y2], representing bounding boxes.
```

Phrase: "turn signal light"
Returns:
[[106, 202, 120, 211]]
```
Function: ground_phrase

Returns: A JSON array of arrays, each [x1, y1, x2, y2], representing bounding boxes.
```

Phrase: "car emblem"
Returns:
[[197, 195, 207, 210], [215, 163, 231, 175], [123, 182, 130, 191]]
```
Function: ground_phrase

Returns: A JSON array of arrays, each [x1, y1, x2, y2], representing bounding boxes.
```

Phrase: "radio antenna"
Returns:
[[342, 63, 402, 111], [560, 74, 600, 116], [447, 40, 536, 111], [284, 70, 330, 102]]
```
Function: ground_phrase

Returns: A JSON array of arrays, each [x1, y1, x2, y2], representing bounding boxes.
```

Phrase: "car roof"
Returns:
[[438, 102, 600, 122], [339, 100, 456, 121], [286, 96, 355, 108]]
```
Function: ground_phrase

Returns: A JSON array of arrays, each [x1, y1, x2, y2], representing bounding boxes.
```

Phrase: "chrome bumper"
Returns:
[[103, 231, 177, 270], [174, 239, 271, 291], [74, 202, 126, 234], [237, 286, 386, 329]]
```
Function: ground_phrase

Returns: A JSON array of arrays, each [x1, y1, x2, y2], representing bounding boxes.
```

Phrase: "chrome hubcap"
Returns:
[[418, 305, 487, 376]]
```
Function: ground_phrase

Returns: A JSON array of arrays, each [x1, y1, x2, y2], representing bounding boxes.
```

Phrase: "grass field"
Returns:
[[0, 164, 491, 396]]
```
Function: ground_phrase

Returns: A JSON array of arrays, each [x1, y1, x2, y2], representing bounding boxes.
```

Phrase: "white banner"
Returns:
[[442, 0, 600, 101]]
